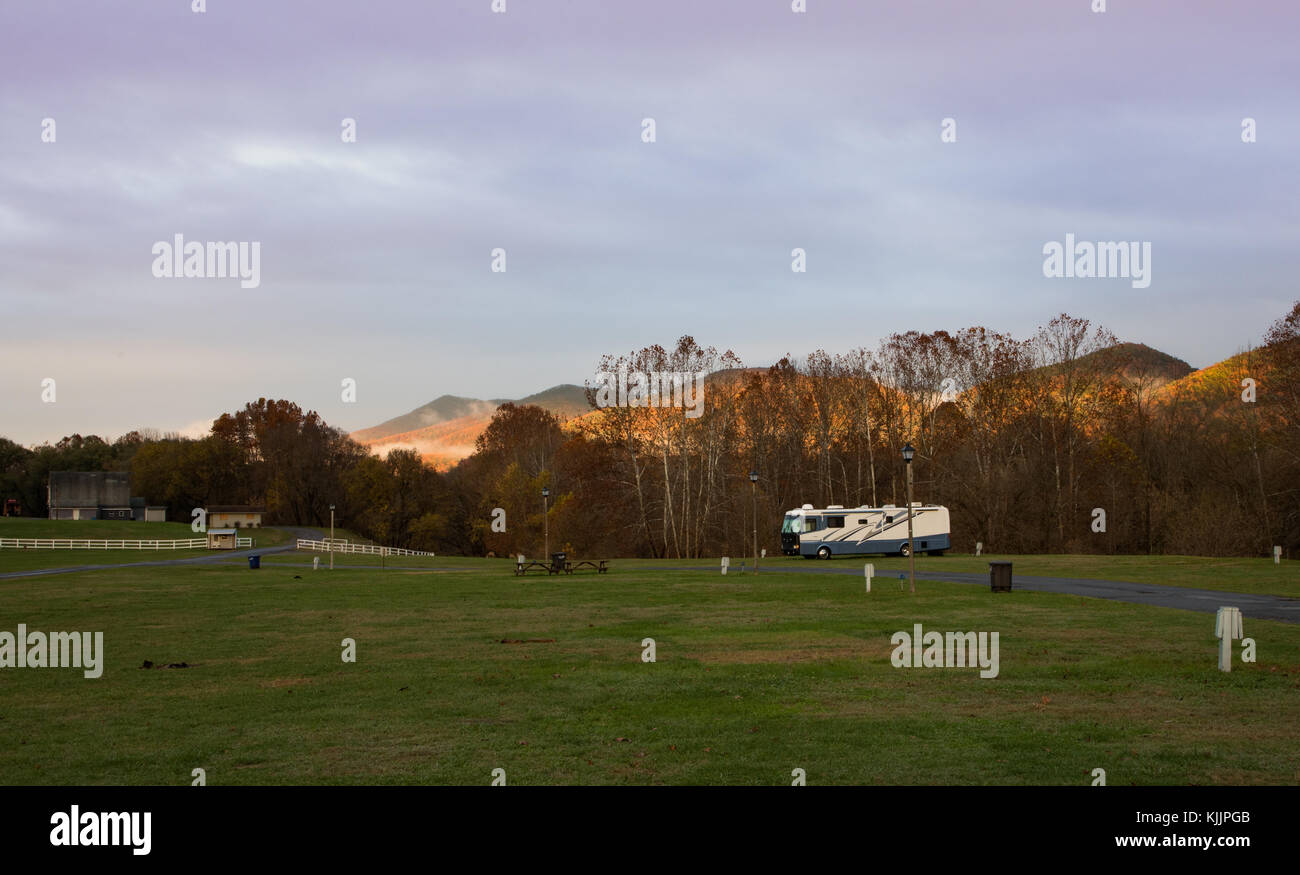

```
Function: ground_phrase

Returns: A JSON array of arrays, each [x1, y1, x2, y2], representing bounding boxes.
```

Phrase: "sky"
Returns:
[[2, 0, 1297, 446]]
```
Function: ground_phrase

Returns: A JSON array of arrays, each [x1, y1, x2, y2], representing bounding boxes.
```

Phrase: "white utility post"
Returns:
[[1215, 606, 1243, 672]]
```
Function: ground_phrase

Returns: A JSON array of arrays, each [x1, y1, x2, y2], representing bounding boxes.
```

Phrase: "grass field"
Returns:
[[247, 551, 1300, 597], [1, 557, 1297, 785], [771, 553, 1299, 597], [0, 518, 205, 541]]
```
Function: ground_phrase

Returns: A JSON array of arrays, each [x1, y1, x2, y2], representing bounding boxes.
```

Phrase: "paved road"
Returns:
[[656, 563, 1300, 624], [0, 527, 324, 581]]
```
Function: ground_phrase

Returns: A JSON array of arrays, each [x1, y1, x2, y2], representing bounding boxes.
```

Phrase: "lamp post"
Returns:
[[541, 486, 550, 558], [749, 470, 759, 574], [901, 443, 915, 593], [329, 504, 335, 571]]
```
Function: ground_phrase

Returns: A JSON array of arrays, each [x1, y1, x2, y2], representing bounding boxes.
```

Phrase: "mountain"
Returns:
[[352, 384, 591, 470], [350, 395, 506, 444], [1092, 342, 1195, 383], [513, 385, 592, 419], [1155, 347, 1266, 406]]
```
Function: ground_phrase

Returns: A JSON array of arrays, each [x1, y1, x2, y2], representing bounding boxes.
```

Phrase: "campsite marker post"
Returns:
[[864, 563, 873, 592], [1216, 606, 1243, 672], [976, 541, 983, 557], [721, 557, 729, 576], [1274, 546, 1282, 565]]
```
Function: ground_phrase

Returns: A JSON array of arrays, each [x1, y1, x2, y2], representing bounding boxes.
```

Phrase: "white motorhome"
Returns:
[[780, 503, 951, 559]]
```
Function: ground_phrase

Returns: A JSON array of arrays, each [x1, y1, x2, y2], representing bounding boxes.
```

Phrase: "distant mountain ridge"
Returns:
[[1087, 342, 1194, 383], [352, 384, 590, 470], [350, 395, 507, 444]]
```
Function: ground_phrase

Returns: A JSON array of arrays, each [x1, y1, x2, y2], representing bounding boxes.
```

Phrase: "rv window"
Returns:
[[781, 515, 803, 534], [827, 516, 845, 528], [805, 517, 820, 531], [858, 519, 869, 525], [885, 516, 893, 523]]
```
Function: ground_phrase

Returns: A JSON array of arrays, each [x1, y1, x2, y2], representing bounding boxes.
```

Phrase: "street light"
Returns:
[[329, 504, 336, 571], [901, 444, 915, 593], [749, 470, 759, 574], [541, 486, 550, 558]]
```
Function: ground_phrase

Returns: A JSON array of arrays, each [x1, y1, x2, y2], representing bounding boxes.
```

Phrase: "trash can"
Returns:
[[989, 560, 1012, 592], [549, 552, 567, 574], [248, 555, 261, 570]]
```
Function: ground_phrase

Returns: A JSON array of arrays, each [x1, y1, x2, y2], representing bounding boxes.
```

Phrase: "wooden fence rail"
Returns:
[[295, 538, 434, 557]]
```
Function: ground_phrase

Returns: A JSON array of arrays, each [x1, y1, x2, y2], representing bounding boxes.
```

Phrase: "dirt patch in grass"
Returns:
[[261, 677, 313, 688]]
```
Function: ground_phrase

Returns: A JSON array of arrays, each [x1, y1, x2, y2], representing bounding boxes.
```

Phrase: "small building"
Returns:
[[209, 506, 265, 529], [129, 498, 168, 523], [3, 499, 20, 517], [207, 529, 238, 550]]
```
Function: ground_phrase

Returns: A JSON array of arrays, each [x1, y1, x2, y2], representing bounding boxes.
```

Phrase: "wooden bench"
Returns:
[[514, 560, 552, 576]]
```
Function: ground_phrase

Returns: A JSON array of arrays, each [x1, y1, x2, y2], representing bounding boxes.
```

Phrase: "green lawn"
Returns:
[[1, 560, 1296, 785], [756, 553, 1299, 598], [0, 517, 202, 541], [244, 552, 1300, 598]]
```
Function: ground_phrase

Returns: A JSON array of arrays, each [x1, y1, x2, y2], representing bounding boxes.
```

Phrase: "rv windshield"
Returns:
[[781, 514, 803, 534]]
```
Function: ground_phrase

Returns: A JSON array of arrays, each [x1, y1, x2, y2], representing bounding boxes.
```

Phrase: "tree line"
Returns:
[[2, 304, 1296, 559]]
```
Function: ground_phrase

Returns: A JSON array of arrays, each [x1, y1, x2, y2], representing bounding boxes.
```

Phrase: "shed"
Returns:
[[207, 529, 238, 550]]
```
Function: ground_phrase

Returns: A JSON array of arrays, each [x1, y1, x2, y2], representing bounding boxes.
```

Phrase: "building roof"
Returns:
[[208, 506, 266, 514], [207, 528, 238, 535]]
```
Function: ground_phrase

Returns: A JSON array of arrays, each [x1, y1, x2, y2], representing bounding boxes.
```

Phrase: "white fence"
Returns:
[[296, 538, 434, 557], [0, 536, 252, 550]]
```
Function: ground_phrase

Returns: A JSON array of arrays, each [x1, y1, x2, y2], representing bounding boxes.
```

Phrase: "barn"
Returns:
[[47, 472, 132, 520]]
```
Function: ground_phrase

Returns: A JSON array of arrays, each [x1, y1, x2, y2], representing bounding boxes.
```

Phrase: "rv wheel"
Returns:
[[899, 543, 911, 558], [817, 546, 832, 560]]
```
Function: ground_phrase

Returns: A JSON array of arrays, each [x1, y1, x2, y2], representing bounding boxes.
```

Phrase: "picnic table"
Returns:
[[513, 557, 610, 575]]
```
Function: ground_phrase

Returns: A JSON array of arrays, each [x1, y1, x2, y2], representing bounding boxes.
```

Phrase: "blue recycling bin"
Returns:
[[248, 555, 261, 570]]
